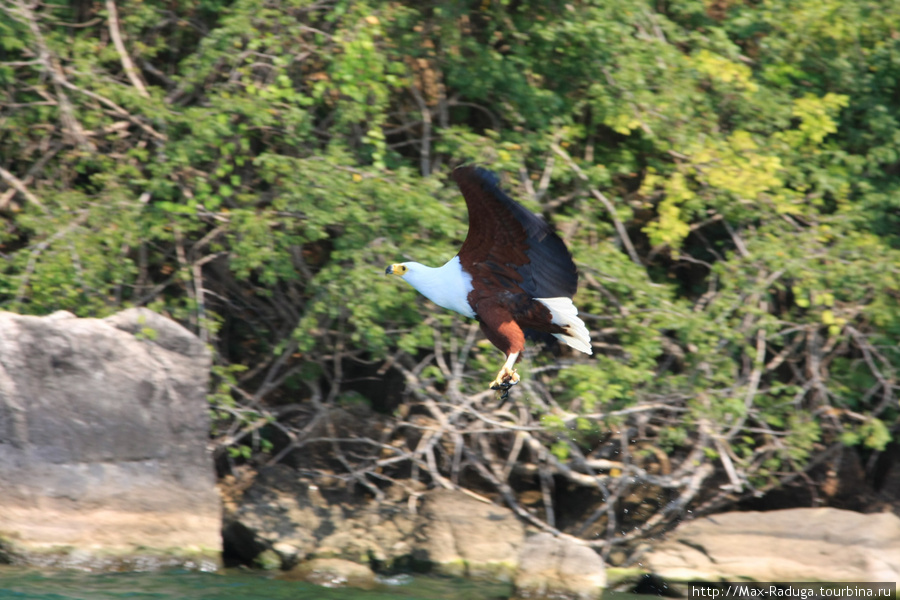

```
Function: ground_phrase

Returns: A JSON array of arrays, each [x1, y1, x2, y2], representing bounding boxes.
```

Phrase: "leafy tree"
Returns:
[[1, 0, 898, 559]]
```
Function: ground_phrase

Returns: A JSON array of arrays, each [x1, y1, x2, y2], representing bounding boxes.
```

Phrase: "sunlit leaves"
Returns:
[[696, 131, 784, 206], [786, 93, 850, 146], [1, 0, 899, 488], [840, 418, 890, 452], [641, 171, 693, 250], [691, 49, 759, 93]]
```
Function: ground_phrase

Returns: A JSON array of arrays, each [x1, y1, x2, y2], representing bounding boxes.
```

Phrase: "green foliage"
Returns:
[[1, 0, 898, 510], [841, 418, 891, 452]]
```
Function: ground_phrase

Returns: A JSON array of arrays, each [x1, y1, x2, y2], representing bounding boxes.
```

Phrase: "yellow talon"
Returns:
[[489, 366, 520, 390]]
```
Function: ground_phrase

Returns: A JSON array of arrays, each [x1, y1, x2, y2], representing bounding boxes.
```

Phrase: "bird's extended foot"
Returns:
[[489, 366, 520, 390]]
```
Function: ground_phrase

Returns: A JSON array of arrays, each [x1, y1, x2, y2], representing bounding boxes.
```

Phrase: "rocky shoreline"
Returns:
[[222, 466, 607, 597], [1, 310, 898, 598], [221, 463, 900, 597]]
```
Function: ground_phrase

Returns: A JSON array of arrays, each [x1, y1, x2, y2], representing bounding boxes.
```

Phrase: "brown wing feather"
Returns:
[[452, 166, 577, 301], [451, 166, 576, 354]]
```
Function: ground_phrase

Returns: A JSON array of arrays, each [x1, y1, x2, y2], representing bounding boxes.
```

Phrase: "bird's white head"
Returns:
[[384, 257, 476, 319], [386, 262, 441, 291], [384, 262, 414, 278]]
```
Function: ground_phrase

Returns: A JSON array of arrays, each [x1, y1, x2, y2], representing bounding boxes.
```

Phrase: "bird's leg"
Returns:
[[490, 352, 520, 390]]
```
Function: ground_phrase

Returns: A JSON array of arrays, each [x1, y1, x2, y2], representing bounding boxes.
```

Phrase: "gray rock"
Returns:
[[227, 476, 531, 583], [0, 309, 220, 569], [281, 557, 376, 589], [644, 508, 900, 583], [223, 463, 418, 569], [514, 533, 606, 600], [413, 489, 525, 581], [229, 471, 609, 592]]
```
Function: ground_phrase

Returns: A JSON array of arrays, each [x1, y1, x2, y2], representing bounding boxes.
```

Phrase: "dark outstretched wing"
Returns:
[[453, 166, 577, 299]]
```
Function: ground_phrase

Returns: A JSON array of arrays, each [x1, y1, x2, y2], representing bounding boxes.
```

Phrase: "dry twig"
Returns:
[[105, 0, 150, 98]]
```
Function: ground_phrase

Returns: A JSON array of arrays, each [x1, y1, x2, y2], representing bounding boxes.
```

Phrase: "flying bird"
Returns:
[[386, 166, 592, 390]]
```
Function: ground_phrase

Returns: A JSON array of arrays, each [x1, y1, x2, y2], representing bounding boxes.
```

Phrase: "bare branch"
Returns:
[[723, 220, 750, 259], [105, 0, 150, 98], [0, 165, 45, 211], [409, 84, 432, 177], [551, 143, 642, 265]]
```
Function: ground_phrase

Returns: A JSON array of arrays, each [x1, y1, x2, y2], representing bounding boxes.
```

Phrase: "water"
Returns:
[[0, 568, 512, 600]]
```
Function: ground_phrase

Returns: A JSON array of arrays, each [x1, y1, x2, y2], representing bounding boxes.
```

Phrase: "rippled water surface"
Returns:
[[0, 568, 514, 600]]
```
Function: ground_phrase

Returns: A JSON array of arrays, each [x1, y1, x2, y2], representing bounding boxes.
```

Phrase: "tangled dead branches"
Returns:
[[209, 255, 896, 564]]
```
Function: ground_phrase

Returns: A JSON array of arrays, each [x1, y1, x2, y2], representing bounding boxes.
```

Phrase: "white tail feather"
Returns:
[[535, 297, 593, 355]]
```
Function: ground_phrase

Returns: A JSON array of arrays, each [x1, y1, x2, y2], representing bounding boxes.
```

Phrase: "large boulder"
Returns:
[[280, 557, 376, 589], [644, 508, 900, 583], [514, 532, 606, 600], [413, 489, 525, 581], [0, 309, 220, 569]]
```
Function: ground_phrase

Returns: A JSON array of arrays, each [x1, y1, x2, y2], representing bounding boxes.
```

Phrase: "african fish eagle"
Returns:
[[385, 166, 592, 390]]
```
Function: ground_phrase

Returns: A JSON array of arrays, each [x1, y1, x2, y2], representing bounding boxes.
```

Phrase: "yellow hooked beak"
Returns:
[[385, 264, 407, 276]]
